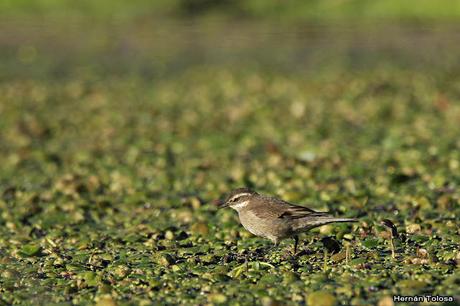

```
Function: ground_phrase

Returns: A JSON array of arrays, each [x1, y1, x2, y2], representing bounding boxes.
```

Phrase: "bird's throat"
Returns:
[[231, 200, 249, 211]]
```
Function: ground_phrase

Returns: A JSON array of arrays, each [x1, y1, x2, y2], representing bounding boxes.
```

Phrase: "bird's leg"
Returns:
[[272, 240, 279, 252], [266, 239, 279, 259], [293, 235, 299, 255]]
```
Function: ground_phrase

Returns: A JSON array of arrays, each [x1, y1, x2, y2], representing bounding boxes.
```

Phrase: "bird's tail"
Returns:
[[293, 215, 357, 232]]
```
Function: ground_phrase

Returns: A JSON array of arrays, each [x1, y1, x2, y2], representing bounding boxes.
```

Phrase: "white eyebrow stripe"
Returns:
[[232, 200, 249, 210], [229, 193, 251, 202]]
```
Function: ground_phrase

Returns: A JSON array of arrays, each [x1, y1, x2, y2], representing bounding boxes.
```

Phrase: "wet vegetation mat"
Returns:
[[0, 17, 460, 306]]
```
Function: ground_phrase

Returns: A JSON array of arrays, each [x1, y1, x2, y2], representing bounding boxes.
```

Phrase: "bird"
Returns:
[[219, 187, 357, 254]]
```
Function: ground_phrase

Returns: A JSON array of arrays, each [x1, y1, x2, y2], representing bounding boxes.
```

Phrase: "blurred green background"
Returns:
[[1, 0, 460, 79], [1, 1, 460, 306], [2, 0, 460, 20]]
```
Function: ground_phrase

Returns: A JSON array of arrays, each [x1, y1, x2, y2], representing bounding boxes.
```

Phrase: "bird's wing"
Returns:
[[249, 196, 325, 219], [278, 204, 328, 219]]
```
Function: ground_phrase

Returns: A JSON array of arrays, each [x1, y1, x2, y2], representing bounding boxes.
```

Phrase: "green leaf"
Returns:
[[362, 239, 379, 249], [20, 244, 41, 257]]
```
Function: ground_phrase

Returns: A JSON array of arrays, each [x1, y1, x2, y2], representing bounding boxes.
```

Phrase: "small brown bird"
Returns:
[[219, 187, 357, 254]]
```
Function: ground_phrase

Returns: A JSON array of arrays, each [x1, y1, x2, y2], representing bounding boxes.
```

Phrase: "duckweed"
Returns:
[[1, 63, 459, 305]]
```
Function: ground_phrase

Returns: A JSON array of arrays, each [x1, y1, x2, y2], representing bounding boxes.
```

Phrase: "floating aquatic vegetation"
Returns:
[[0, 67, 459, 305]]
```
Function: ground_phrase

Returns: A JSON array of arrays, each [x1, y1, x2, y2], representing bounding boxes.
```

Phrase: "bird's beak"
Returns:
[[213, 199, 228, 208]]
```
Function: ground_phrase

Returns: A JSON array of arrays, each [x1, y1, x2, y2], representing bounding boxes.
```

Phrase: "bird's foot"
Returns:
[[295, 249, 308, 256], [281, 250, 298, 261]]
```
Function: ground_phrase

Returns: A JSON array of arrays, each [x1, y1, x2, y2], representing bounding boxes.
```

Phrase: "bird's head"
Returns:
[[219, 187, 258, 211]]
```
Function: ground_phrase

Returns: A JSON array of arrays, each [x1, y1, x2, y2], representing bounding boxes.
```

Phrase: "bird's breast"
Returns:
[[238, 210, 292, 241]]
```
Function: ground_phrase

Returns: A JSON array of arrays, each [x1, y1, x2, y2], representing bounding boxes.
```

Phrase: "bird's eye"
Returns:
[[229, 193, 251, 203], [231, 196, 240, 202]]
